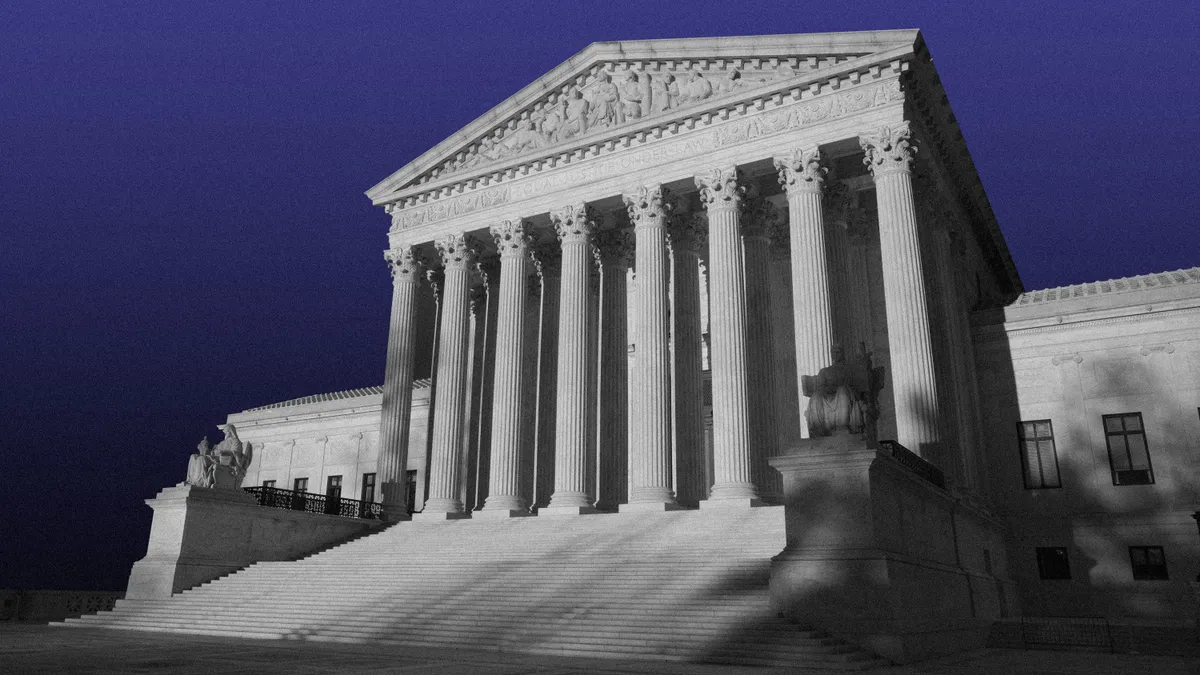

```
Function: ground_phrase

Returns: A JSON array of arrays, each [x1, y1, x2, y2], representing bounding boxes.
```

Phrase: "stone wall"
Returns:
[[0, 590, 123, 622], [974, 269, 1200, 621]]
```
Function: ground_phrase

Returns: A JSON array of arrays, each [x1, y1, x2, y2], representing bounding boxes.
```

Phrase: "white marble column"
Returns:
[[545, 204, 599, 515], [861, 122, 940, 456], [742, 200, 782, 503], [595, 228, 632, 511], [377, 245, 424, 520], [774, 148, 835, 439], [669, 213, 706, 507], [622, 185, 679, 510], [696, 167, 759, 506], [417, 233, 477, 518], [480, 220, 534, 516]]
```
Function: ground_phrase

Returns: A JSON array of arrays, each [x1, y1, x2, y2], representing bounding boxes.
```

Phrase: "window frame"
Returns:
[[1103, 413, 1155, 486], [1129, 546, 1169, 581], [1035, 546, 1072, 580], [261, 480, 276, 489], [361, 473, 377, 503], [1017, 419, 1062, 489], [293, 477, 308, 493]]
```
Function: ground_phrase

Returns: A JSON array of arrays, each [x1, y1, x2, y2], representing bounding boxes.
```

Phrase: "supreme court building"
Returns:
[[96, 30, 1200, 663]]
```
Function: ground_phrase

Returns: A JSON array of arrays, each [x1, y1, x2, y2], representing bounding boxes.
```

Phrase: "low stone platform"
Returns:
[[5, 624, 1200, 674]]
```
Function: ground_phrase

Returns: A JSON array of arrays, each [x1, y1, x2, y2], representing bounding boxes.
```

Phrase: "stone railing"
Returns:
[[878, 439, 946, 489]]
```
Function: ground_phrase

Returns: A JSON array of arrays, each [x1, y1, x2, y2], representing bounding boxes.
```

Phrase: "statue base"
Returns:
[[125, 485, 382, 600], [768, 435, 1016, 663]]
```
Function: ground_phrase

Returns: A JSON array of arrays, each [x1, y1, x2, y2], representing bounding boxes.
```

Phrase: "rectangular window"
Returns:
[[1036, 547, 1072, 580], [1018, 420, 1061, 489], [293, 477, 308, 493], [361, 473, 377, 503], [1104, 413, 1154, 485], [262, 480, 276, 489], [326, 475, 342, 499], [1129, 546, 1168, 580]]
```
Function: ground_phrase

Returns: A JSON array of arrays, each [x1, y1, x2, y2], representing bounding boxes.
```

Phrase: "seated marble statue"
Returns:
[[185, 438, 216, 487], [184, 424, 250, 489], [801, 343, 884, 438]]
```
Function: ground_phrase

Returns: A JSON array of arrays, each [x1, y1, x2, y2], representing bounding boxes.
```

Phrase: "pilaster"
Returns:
[[669, 212, 707, 507], [743, 199, 783, 503]]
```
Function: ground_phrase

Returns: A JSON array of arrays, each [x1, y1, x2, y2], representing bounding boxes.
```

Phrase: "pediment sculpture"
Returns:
[[429, 58, 842, 182], [185, 424, 251, 489], [800, 343, 885, 441]]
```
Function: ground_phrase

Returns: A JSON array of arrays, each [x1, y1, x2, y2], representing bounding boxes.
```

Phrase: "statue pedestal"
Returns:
[[125, 485, 382, 600], [768, 435, 1012, 663]]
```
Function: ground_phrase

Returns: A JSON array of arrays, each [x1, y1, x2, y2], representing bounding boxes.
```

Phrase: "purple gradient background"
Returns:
[[2, 1, 1197, 590]]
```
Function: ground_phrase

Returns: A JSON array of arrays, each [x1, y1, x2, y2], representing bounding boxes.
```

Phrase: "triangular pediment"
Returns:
[[367, 30, 921, 205]]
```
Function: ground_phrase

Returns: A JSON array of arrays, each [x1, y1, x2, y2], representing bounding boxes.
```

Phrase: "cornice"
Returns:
[[373, 44, 918, 211], [385, 73, 907, 238], [973, 300, 1200, 344]]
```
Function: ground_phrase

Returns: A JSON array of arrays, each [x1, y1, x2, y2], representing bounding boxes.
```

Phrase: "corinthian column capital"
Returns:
[[550, 203, 598, 243], [695, 167, 744, 211], [489, 219, 534, 258], [860, 121, 918, 176], [384, 245, 424, 282], [623, 184, 673, 228], [434, 233, 478, 270], [742, 199, 779, 240], [774, 147, 825, 195]]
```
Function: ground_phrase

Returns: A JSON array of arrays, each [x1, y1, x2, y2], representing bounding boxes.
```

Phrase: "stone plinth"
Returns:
[[768, 437, 1010, 663], [126, 485, 381, 600]]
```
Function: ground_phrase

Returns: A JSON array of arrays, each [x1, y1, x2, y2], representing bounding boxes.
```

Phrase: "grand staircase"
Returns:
[[58, 507, 885, 668]]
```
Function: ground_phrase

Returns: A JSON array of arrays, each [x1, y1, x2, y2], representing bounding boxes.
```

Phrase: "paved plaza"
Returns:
[[2, 624, 1198, 674]]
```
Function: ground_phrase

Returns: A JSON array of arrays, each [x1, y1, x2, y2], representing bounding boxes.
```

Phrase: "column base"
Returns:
[[700, 497, 767, 509], [619, 501, 687, 513], [474, 508, 534, 519], [539, 505, 600, 517], [410, 511, 471, 522]]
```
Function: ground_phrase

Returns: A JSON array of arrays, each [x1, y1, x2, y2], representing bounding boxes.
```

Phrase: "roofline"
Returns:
[[365, 30, 921, 203]]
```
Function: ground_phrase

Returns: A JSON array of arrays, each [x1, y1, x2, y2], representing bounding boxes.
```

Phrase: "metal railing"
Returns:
[[878, 439, 946, 489], [243, 486, 383, 520]]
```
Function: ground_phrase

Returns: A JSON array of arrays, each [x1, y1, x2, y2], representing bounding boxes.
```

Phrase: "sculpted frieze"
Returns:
[[428, 60, 835, 183], [389, 78, 902, 234]]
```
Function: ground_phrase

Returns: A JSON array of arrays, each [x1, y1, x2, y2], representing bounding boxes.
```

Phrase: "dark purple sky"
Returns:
[[2, 1, 1197, 591]]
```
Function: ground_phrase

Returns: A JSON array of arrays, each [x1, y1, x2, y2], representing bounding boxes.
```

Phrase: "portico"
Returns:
[[368, 31, 1017, 519]]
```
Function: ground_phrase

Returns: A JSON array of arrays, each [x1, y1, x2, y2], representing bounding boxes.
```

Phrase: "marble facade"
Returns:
[[217, 30, 1198, 631]]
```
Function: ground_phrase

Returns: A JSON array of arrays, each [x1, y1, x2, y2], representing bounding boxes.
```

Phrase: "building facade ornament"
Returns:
[[667, 212, 705, 253], [695, 167, 744, 212], [623, 184, 673, 226], [860, 121, 917, 176], [489, 219, 534, 258], [594, 228, 635, 266], [774, 147, 825, 195], [384, 246, 424, 281], [434, 233, 479, 270], [550, 203, 599, 243]]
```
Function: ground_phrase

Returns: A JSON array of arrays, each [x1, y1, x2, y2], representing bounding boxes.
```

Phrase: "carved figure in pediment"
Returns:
[[618, 71, 644, 121], [678, 71, 713, 105], [502, 120, 545, 155], [534, 105, 564, 144], [588, 72, 621, 128], [562, 89, 590, 138], [801, 343, 884, 440], [651, 74, 678, 113]]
